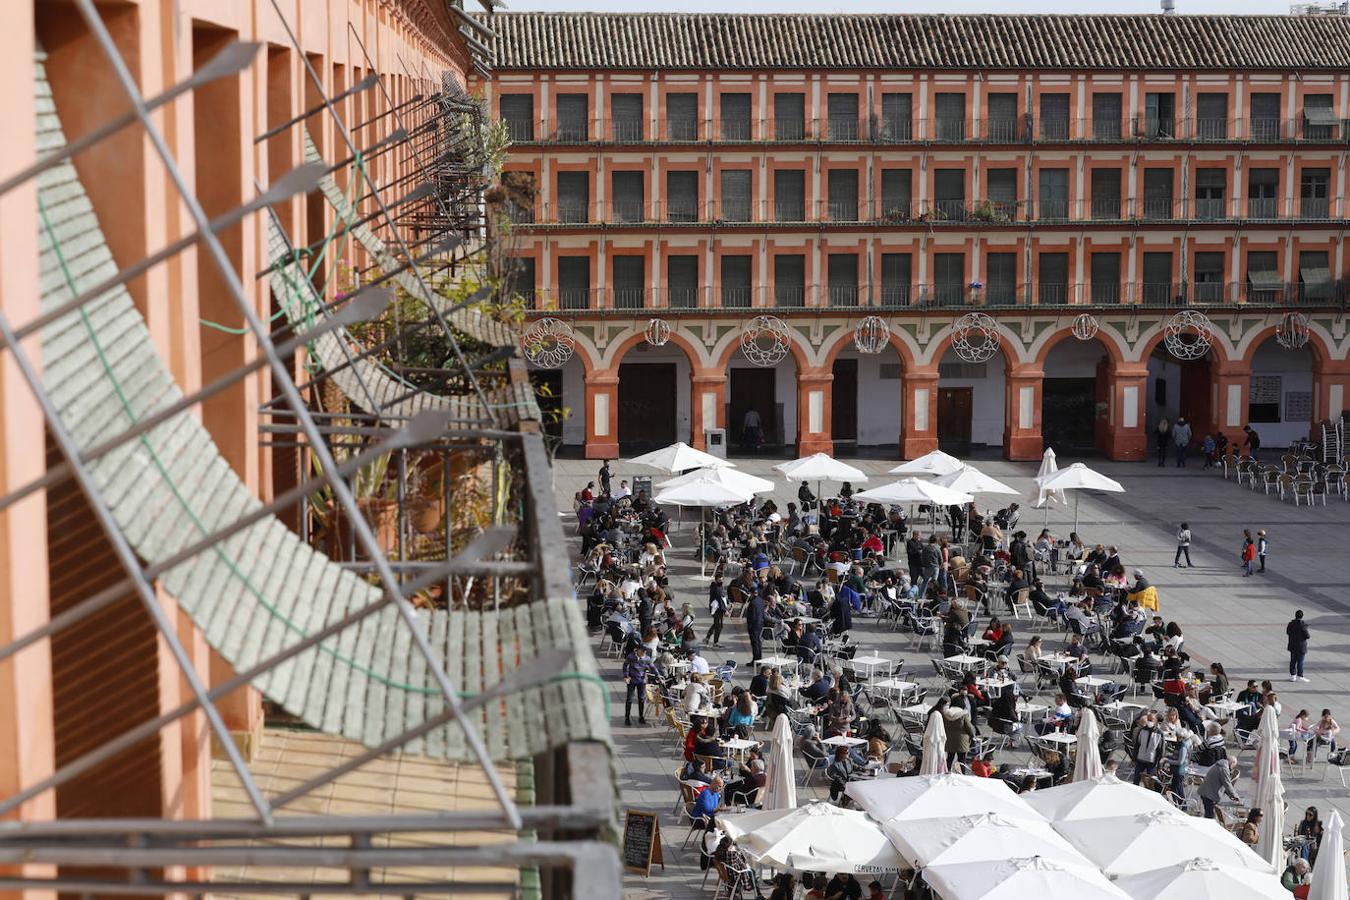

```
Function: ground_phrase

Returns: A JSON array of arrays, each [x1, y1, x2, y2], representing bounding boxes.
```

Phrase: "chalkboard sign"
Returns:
[[622, 808, 664, 875]]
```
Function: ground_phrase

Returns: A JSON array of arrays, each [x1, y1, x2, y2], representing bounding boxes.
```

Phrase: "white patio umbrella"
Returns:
[[627, 441, 735, 473], [721, 801, 905, 875], [1030, 446, 1065, 513], [1035, 462, 1125, 531], [1024, 773, 1174, 823], [883, 813, 1085, 869], [1054, 808, 1275, 876], [773, 453, 868, 508], [855, 478, 974, 507], [933, 465, 1019, 497], [889, 448, 965, 477], [1114, 857, 1291, 900], [658, 465, 775, 496], [922, 856, 1130, 900], [1308, 809, 1347, 900], [762, 713, 797, 812], [920, 710, 949, 775], [1072, 709, 1103, 782], [1252, 705, 1286, 871], [845, 773, 1040, 824], [653, 475, 754, 576]]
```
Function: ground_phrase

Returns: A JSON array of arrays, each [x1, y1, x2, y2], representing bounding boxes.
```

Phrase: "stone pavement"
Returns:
[[552, 453, 1350, 899]]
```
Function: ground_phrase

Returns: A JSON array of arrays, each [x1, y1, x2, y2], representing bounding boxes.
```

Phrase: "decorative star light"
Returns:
[[740, 315, 791, 367], [522, 317, 575, 369]]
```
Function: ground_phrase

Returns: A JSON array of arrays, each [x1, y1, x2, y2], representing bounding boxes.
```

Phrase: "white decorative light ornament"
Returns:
[[1275, 312, 1310, 350], [1071, 312, 1100, 341], [951, 312, 1001, 363], [740, 314, 791, 367], [522, 317, 575, 369], [644, 317, 671, 347], [853, 315, 890, 354], [1163, 309, 1214, 361]]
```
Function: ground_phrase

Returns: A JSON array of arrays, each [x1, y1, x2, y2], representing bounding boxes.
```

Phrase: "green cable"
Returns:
[[37, 190, 604, 710]]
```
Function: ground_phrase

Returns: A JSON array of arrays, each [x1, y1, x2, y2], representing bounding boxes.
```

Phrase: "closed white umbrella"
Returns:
[[627, 441, 735, 473], [1308, 809, 1347, 900], [1024, 774, 1174, 823], [1252, 705, 1286, 871], [653, 475, 754, 577], [883, 812, 1085, 869], [933, 465, 1019, 497], [763, 713, 797, 812], [1035, 462, 1126, 531], [1114, 857, 1290, 900], [846, 773, 1040, 824], [658, 466, 775, 495], [920, 710, 949, 775], [855, 478, 974, 507], [1054, 809, 1275, 876], [889, 448, 965, 476], [1031, 446, 1065, 511], [923, 856, 1130, 900], [1072, 709, 1103, 782], [721, 801, 905, 875]]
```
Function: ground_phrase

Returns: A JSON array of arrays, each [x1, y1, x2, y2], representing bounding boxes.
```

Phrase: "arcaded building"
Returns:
[[483, 12, 1350, 460]]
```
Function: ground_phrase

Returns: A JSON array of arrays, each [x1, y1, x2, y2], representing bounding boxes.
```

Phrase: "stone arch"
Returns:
[[918, 321, 1025, 373], [711, 319, 814, 373], [819, 323, 920, 371], [1235, 320, 1333, 369], [1030, 322, 1129, 369], [598, 325, 708, 373]]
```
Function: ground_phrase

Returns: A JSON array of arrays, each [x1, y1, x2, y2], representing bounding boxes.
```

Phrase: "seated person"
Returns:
[[982, 617, 1015, 656], [800, 668, 833, 703], [749, 666, 773, 697], [826, 746, 859, 801], [797, 724, 828, 770], [941, 621, 968, 659], [960, 672, 990, 708], [692, 721, 727, 771], [724, 758, 766, 807], [690, 775, 723, 826], [1028, 579, 1055, 616], [1038, 693, 1075, 734]]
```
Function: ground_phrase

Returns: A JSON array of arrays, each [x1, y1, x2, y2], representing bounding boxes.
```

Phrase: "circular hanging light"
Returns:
[[1275, 311, 1310, 351], [522, 317, 575, 369], [644, 318, 671, 347], [853, 315, 890, 354], [951, 312, 1001, 363], [739, 315, 791, 367], [1163, 310, 1215, 361], [1071, 312, 1100, 341]]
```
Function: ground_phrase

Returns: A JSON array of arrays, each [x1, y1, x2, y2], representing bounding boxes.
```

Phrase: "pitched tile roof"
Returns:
[[483, 12, 1350, 71]]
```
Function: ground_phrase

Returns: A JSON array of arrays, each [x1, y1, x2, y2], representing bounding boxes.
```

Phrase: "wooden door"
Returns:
[[831, 358, 858, 443], [618, 363, 676, 453], [730, 368, 776, 450], [937, 387, 973, 447]]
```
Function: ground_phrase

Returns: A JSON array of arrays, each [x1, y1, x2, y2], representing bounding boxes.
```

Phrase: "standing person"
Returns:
[[598, 459, 613, 496], [905, 531, 924, 585], [1241, 529, 1256, 577], [622, 644, 655, 726], [1201, 432, 1216, 469], [1131, 712, 1165, 785], [743, 407, 763, 450], [1257, 529, 1269, 573], [1174, 522, 1193, 568], [1287, 609, 1310, 683], [1198, 756, 1241, 819], [706, 576, 727, 647], [745, 586, 766, 663], [1172, 416, 1192, 468], [1243, 424, 1262, 461], [1155, 416, 1171, 467]]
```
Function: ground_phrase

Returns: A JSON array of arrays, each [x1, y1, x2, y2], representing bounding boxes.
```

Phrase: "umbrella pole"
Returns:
[[700, 506, 707, 578], [1074, 493, 1081, 532]]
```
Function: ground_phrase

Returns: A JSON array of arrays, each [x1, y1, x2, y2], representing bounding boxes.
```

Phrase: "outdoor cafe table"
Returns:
[[850, 655, 895, 679], [1039, 731, 1078, 748], [1016, 702, 1049, 722], [1209, 698, 1246, 739], [977, 676, 1016, 693], [945, 654, 986, 671], [754, 655, 798, 668], [1076, 676, 1112, 689], [897, 703, 930, 724], [871, 678, 920, 703], [821, 735, 867, 749], [722, 737, 761, 761], [1040, 652, 1078, 672]]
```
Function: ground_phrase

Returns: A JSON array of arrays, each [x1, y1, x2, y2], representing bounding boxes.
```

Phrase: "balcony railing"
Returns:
[[826, 284, 860, 307]]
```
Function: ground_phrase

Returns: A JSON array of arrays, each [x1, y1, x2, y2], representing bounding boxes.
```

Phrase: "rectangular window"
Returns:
[[1092, 93, 1123, 140], [1143, 168, 1173, 219], [1194, 169, 1226, 220], [1301, 168, 1330, 219], [720, 169, 752, 221], [1141, 252, 1173, 306], [881, 169, 913, 220], [667, 255, 699, 308], [1038, 252, 1069, 305], [1249, 375, 1282, 424], [987, 93, 1019, 141], [827, 169, 859, 221], [1250, 92, 1281, 141], [986, 252, 1018, 306], [1196, 92, 1228, 140], [774, 169, 806, 221], [933, 253, 966, 306], [935, 93, 967, 141], [721, 255, 752, 308], [880, 253, 912, 307], [827, 253, 859, 306], [1091, 252, 1123, 305], [510, 256, 536, 307], [933, 169, 966, 220], [1303, 94, 1338, 140], [774, 93, 806, 140], [881, 92, 913, 141], [1143, 92, 1176, 139], [610, 170, 644, 222], [1300, 250, 1332, 302], [611, 94, 644, 142], [666, 93, 698, 141], [1038, 168, 1069, 220], [719, 93, 751, 140], [1247, 250, 1282, 303], [827, 93, 859, 141], [1194, 251, 1224, 304], [1040, 93, 1070, 141], [666, 171, 698, 222], [774, 254, 806, 307], [612, 256, 645, 309], [1091, 168, 1122, 219], [1248, 168, 1279, 218], [556, 94, 589, 141], [558, 256, 590, 309], [986, 168, 1017, 220], [500, 94, 534, 142], [556, 171, 589, 223]]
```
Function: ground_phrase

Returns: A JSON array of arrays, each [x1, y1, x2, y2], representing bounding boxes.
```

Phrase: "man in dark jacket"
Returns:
[[745, 590, 766, 662], [1009, 532, 1032, 579], [1287, 609, 1310, 682], [828, 588, 854, 636], [905, 531, 924, 584], [623, 645, 656, 726]]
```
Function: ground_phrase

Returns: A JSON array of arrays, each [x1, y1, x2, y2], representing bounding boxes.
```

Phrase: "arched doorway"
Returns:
[[937, 346, 1006, 453], [534, 352, 586, 452], [615, 341, 694, 455], [833, 344, 904, 452], [1248, 334, 1315, 449], [1146, 344, 1215, 443], [728, 352, 801, 455], [1042, 337, 1112, 454]]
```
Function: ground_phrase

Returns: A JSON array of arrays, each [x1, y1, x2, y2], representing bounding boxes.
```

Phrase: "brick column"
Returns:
[[584, 370, 620, 459], [1100, 364, 1150, 461], [1207, 360, 1253, 441], [1312, 358, 1350, 436], [796, 367, 834, 455], [1003, 364, 1044, 460], [900, 369, 938, 458], [690, 370, 727, 451]]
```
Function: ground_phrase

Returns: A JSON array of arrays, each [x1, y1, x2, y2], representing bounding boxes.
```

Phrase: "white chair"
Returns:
[[1010, 588, 1033, 620]]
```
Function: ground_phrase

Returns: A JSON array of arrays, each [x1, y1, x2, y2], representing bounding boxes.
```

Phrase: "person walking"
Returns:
[[1174, 522, 1193, 568], [1257, 529, 1269, 573], [598, 459, 613, 496], [622, 644, 655, 726], [1172, 417, 1192, 468], [745, 586, 766, 663], [1287, 610, 1310, 683], [1241, 529, 1256, 577], [706, 576, 727, 647], [1243, 424, 1262, 461], [1155, 416, 1171, 467]]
